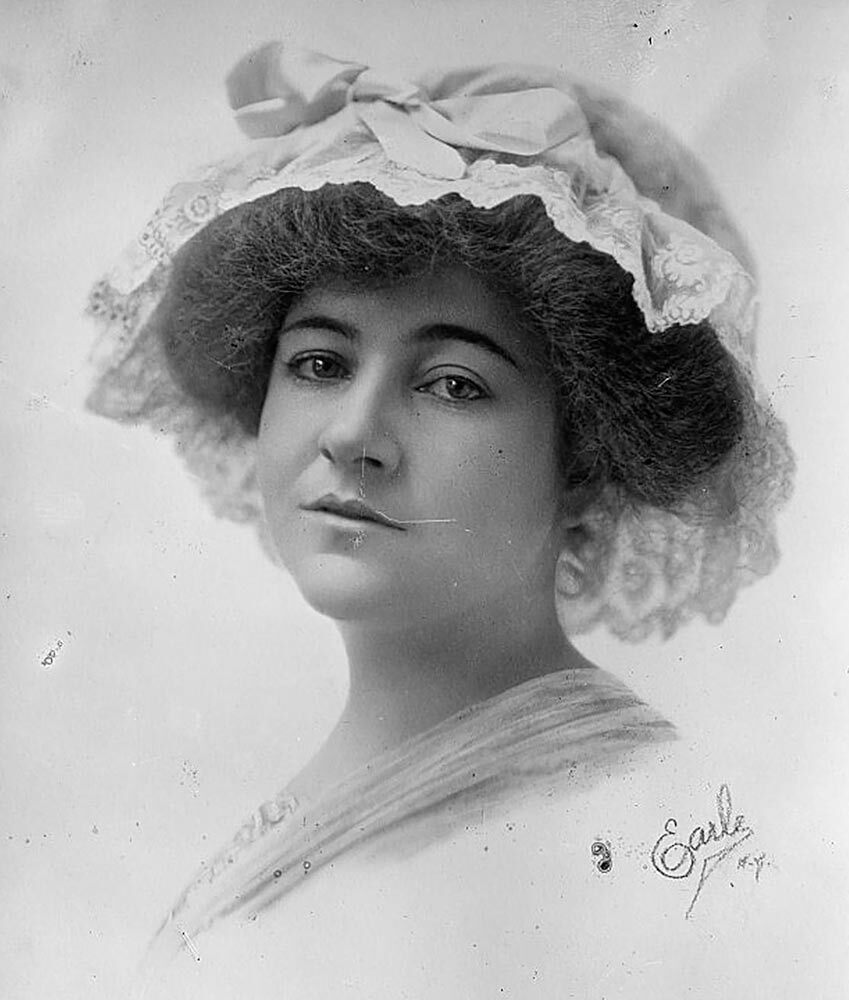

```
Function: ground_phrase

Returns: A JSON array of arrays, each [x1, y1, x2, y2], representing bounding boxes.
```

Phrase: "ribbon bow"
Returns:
[[226, 42, 588, 180]]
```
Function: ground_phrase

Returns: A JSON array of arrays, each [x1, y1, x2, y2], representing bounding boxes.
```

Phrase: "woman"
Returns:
[[86, 43, 792, 997]]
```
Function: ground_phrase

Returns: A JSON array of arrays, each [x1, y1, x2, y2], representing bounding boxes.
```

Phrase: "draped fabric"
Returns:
[[134, 666, 676, 993]]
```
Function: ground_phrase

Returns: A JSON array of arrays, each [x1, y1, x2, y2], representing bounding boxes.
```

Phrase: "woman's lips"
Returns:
[[301, 495, 407, 530]]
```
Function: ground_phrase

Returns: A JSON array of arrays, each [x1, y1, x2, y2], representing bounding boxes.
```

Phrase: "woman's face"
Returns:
[[258, 265, 566, 627]]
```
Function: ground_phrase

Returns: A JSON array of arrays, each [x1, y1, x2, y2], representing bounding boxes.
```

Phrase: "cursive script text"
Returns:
[[651, 783, 753, 918]]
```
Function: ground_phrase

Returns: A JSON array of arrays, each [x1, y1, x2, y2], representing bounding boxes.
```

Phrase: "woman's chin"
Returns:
[[287, 553, 413, 623]]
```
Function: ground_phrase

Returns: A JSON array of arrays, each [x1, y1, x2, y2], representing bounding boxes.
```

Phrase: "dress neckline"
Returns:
[[142, 665, 675, 979]]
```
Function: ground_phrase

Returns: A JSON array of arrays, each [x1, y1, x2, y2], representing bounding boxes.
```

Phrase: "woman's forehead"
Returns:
[[286, 265, 545, 365]]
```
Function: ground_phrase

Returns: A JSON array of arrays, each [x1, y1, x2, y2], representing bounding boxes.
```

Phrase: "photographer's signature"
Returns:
[[651, 783, 754, 918]]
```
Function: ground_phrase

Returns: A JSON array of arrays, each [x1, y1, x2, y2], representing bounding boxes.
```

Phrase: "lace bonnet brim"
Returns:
[[84, 43, 794, 641]]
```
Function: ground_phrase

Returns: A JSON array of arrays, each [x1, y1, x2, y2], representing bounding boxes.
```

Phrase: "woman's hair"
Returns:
[[156, 183, 748, 512]]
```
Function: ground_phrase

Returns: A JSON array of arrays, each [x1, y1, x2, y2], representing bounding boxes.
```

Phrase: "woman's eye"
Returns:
[[286, 353, 349, 382], [420, 374, 488, 403]]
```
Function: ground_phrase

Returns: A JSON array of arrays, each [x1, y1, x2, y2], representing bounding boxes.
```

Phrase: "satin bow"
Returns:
[[226, 42, 588, 180]]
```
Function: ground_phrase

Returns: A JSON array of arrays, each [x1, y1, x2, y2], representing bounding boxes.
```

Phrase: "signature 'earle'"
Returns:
[[651, 783, 755, 918]]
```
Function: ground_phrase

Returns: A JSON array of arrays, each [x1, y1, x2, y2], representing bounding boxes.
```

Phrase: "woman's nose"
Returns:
[[317, 373, 402, 475]]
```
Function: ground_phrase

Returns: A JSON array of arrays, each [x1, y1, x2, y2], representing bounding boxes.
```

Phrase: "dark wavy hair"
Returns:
[[155, 183, 748, 512]]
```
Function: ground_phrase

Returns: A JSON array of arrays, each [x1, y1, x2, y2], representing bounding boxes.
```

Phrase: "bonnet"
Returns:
[[85, 42, 793, 640]]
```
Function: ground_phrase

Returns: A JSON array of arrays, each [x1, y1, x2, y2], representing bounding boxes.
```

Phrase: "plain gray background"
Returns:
[[2, 0, 847, 996]]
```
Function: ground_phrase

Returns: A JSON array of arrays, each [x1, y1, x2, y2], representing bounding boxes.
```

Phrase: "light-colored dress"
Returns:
[[136, 665, 710, 998]]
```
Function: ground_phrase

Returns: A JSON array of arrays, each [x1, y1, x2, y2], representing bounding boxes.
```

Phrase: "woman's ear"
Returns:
[[554, 520, 606, 635], [555, 522, 591, 595]]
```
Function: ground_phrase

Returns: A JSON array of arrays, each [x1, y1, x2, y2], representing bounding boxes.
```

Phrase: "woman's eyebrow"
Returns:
[[279, 316, 357, 339], [414, 325, 520, 370], [280, 316, 521, 370]]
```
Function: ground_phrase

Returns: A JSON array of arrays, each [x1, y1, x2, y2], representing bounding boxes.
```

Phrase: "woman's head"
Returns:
[[85, 46, 793, 638], [153, 184, 750, 624]]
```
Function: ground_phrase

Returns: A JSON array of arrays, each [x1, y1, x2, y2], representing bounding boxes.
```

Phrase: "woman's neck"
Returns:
[[286, 591, 591, 802]]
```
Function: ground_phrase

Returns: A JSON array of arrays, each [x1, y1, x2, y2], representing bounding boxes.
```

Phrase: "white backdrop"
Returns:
[[2, 1, 848, 997]]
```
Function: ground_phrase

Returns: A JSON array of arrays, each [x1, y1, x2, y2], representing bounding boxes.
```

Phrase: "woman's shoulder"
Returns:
[[232, 741, 738, 998], [330, 737, 763, 998], [149, 751, 682, 999], [146, 716, 775, 999]]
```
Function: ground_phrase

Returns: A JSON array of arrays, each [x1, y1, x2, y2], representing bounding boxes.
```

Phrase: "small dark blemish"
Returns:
[[591, 840, 613, 873]]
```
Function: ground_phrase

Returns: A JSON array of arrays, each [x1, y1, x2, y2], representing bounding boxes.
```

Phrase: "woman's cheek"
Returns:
[[448, 448, 519, 528], [443, 446, 506, 511]]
